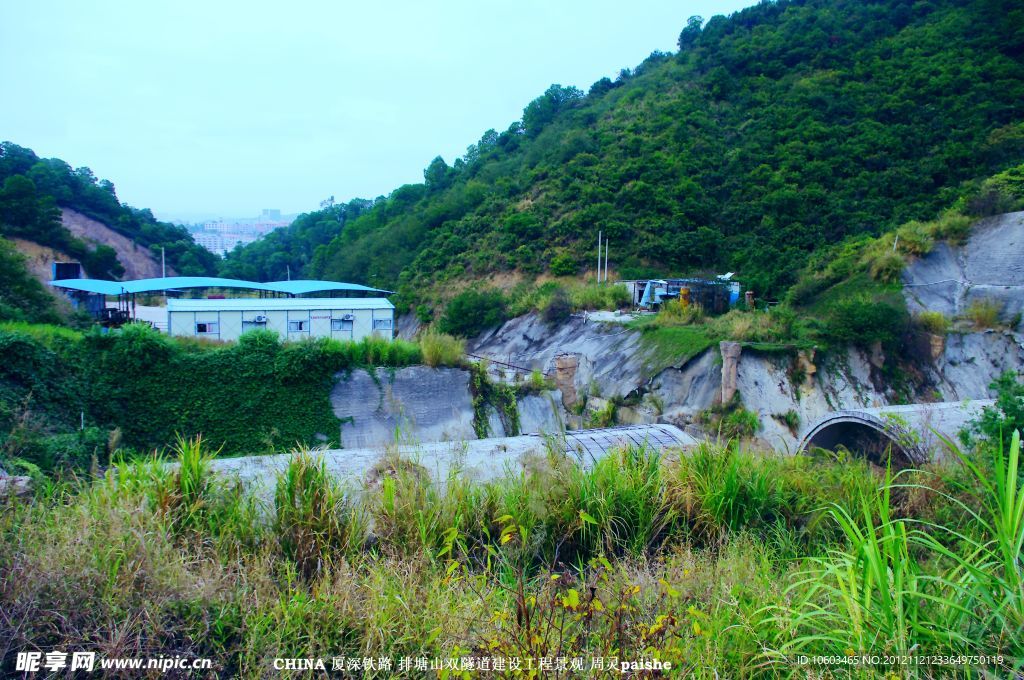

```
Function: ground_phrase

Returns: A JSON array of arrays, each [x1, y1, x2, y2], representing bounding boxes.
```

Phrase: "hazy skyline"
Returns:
[[1, 0, 751, 221]]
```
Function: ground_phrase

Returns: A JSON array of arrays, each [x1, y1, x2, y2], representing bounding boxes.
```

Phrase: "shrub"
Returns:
[[894, 220, 935, 256], [928, 211, 973, 243], [656, 299, 705, 326], [567, 282, 630, 311], [825, 295, 907, 347], [775, 410, 800, 434], [786, 274, 832, 306], [966, 299, 1001, 329], [541, 288, 572, 324], [915, 310, 950, 334], [418, 330, 464, 367], [671, 444, 785, 538], [524, 369, 551, 393], [867, 250, 905, 283], [438, 288, 507, 338], [383, 338, 422, 366], [721, 408, 761, 439], [549, 252, 578, 276], [961, 371, 1024, 450]]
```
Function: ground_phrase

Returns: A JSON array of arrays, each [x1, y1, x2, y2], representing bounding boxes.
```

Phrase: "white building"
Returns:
[[167, 297, 394, 342]]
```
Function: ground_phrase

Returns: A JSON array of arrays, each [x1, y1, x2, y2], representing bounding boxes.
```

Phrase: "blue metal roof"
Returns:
[[49, 276, 393, 296], [267, 279, 393, 295]]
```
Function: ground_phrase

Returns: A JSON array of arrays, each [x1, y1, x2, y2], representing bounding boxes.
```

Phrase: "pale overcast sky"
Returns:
[[1, 0, 751, 221]]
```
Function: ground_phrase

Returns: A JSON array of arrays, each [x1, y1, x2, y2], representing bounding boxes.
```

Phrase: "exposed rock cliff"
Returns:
[[902, 211, 1024, 328]]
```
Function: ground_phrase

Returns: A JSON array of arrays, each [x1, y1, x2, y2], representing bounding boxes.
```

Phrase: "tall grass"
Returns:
[[417, 330, 464, 367], [772, 433, 1023, 673], [916, 309, 950, 334], [274, 448, 365, 578], [1, 435, 1018, 676], [966, 298, 1002, 329]]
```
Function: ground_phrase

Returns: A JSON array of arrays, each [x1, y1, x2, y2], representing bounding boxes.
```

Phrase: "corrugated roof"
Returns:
[[268, 279, 393, 295], [49, 277, 393, 296], [167, 297, 394, 312]]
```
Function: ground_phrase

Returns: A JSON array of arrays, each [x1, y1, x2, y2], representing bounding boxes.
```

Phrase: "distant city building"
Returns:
[[188, 209, 294, 255]]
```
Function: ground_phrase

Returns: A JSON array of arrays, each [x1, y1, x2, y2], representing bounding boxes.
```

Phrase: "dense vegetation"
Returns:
[[222, 0, 1024, 305], [0, 240, 63, 324], [219, 199, 374, 283], [1, 422, 1020, 676], [0, 324, 466, 473], [0, 141, 217, 279]]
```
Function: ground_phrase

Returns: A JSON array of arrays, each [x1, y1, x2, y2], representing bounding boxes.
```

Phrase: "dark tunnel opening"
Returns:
[[804, 421, 916, 468]]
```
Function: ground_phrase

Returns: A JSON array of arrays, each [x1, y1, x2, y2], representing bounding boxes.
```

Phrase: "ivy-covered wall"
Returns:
[[1, 324, 423, 469]]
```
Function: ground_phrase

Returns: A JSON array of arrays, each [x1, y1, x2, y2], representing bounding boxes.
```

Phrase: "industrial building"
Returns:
[[166, 297, 393, 342], [48, 276, 394, 342]]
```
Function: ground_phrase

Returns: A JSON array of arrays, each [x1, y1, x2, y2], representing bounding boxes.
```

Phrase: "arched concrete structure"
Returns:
[[798, 400, 993, 466], [204, 424, 697, 499]]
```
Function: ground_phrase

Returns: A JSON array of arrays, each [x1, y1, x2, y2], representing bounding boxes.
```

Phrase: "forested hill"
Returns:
[[0, 142, 218, 279], [222, 0, 1024, 302]]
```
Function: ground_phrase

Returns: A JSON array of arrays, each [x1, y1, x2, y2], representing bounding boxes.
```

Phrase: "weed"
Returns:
[[966, 298, 1001, 329], [916, 309, 950, 334], [418, 330, 464, 367]]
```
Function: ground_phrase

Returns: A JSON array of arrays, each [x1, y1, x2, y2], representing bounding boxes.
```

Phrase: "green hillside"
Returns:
[[222, 0, 1023, 304], [0, 142, 218, 280]]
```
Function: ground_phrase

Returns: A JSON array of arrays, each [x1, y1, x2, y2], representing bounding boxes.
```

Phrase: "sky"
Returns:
[[0, 0, 751, 222]]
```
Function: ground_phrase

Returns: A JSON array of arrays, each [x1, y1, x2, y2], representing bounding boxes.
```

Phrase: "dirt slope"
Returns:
[[9, 238, 76, 312], [61, 208, 173, 280]]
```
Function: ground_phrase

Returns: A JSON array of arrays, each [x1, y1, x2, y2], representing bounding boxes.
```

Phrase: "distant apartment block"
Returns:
[[189, 209, 293, 255]]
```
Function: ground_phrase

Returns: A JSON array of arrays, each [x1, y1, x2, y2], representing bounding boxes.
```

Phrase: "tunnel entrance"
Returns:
[[802, 419, 919, 468]]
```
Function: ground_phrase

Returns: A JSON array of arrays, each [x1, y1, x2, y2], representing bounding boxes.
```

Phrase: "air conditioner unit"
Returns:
[[341, 314, 355, 321], [252, 315, 268, 323]]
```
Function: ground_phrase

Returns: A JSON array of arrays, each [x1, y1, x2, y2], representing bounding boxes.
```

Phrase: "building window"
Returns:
[[288, 320, 307, 332], [196, 322, 218, 334], [331, 318, 354, 331], [373, 318, 393, 330]]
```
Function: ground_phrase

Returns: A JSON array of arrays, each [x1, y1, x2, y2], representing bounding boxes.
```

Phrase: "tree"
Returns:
[[522, 84, 584, 137], [423, 156, 453, 191], [0, 237, 60, 323], [549, 253, 578, 276], [0, 175, 42, 230], [84, 245, 125, 280], [438, 289, 507, 338], [678, 15, 703, 50]]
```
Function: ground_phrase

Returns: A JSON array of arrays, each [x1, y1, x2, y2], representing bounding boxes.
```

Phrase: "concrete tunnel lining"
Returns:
[[799, 413, 923, 467], [797, 401, 994, 467]]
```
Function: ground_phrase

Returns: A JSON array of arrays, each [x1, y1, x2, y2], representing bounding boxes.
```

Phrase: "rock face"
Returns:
[[331, 367, 477, 448], [927, 331, 1024, 400], [517, 391, 565, 435], [903, 211, 1024, 328], [471, 312, 651, 400], [330, 212, 1024, 453], [330, 365, 566, 448], [649, 350, 720, 426]]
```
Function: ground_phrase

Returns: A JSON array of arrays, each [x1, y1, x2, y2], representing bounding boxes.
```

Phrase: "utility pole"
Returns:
[[286, 264, 291, 281], [161, 247, 166, 278], [597, 231, 602, 283], [598, 236, 606, 284]]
